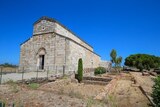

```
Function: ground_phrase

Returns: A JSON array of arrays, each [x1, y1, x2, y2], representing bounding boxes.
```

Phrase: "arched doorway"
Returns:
[[37, 48, 46, 70]]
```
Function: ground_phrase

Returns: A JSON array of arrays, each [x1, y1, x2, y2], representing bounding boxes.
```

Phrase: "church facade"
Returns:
[[19, 17, 111, 75]]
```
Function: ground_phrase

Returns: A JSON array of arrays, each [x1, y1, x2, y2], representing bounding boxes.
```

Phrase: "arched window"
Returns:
[[37, 47, 46, 55]]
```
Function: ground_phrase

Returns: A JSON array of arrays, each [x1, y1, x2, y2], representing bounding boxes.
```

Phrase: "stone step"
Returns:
[[83, 76, 112, 82], [82, 80, 109, 85]]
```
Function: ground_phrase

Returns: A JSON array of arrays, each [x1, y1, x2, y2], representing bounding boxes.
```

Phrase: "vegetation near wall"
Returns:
[[152, 76, 160, 107], [125, 54, 160, 71], [94, 67, 106, 75], [77, 58, 83, 83]]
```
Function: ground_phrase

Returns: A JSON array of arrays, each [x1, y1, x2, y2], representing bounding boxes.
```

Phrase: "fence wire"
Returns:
[[0, 65, 101, 84], [0, 65, 71, 84]]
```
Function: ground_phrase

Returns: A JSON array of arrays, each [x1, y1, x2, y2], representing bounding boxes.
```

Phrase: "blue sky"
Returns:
[[0, 0, 160, 65]]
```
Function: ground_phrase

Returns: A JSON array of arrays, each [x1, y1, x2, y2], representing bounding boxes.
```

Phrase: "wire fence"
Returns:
[[0, 65, 74, 84], [0, 65, 109, 84]]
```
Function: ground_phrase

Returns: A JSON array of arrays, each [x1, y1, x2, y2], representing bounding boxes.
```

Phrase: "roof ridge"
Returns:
[[33, 16, 93, 48]]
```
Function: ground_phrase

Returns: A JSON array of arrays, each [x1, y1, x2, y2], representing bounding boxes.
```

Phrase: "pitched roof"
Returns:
[[33, 16, 93, 48]]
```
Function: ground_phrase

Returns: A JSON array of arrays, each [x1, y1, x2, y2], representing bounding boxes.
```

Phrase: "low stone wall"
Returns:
[[94, 75, 121, 100], [83, 76, 112, 82], [82, 76, 112, 85], [17, 77, 57, 84]]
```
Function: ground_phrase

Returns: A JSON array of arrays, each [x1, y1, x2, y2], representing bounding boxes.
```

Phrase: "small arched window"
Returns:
[[37, 47, 46, 55]]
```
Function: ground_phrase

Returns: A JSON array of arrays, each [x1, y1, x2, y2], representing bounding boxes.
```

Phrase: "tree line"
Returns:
[[124, 54, 160, 71], [0, 63, 18, 68], [110, 49, 160, 71]]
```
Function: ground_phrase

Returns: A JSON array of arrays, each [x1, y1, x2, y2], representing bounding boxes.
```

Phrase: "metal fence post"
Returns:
[[36, 67, 39, 82], [22, 67, 24, 82], [56, 66, 57, 76], [0, 67, 3, 85], [63, 65, 65, 77], [47, 66, 49, 80]]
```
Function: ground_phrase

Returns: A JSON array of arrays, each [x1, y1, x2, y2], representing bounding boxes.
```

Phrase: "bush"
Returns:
[[152, 76, 160, 106], [77, 58, 83, 82], [94, 67, 106, 75]]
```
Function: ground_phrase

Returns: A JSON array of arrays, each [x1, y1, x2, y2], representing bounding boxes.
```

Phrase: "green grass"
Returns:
[[28, 83, 40, 90], [86, 98, 95, 107]]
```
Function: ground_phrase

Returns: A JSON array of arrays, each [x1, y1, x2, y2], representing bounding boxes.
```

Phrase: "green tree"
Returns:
[[137, 62, 143, 72], [125, 54, 160, 71], [110, 49, 123, 73], [152, 76, 160, 107], [116, 56, 123, 67], [77, 58, 83, 83], [110, 49, 117, 67]]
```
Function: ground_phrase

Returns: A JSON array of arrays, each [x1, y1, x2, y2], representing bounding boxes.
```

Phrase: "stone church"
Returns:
[[19, 16, 111, 75]]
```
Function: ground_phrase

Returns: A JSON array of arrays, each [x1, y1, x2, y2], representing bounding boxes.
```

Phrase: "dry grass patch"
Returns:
[[39, 78, 104, 99]]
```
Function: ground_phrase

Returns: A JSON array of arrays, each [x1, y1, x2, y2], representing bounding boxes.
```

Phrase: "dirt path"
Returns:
[[111, 80, 150, 107], [108, 73, 151, 107], [130, 72, 154, 96]]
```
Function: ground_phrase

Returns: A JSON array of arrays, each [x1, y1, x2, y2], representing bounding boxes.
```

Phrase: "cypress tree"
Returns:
[[78, 58, 83, 82]]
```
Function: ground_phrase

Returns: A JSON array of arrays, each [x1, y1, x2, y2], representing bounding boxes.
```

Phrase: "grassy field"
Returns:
[[0, 67, 18, 73]]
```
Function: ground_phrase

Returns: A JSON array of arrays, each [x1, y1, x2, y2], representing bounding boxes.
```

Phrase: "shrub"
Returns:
[[77, 58, 83, 82], [94, 67, 106, 75], [152, 76, 160, 107]]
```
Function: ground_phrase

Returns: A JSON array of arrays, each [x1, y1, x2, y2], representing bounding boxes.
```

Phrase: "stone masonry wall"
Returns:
[[33, 20, 55, 35], [66, 40, 101, 73], [20, 33, 68, 72], [100, 61, 112, 71], [54, 23, 93, 51]]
